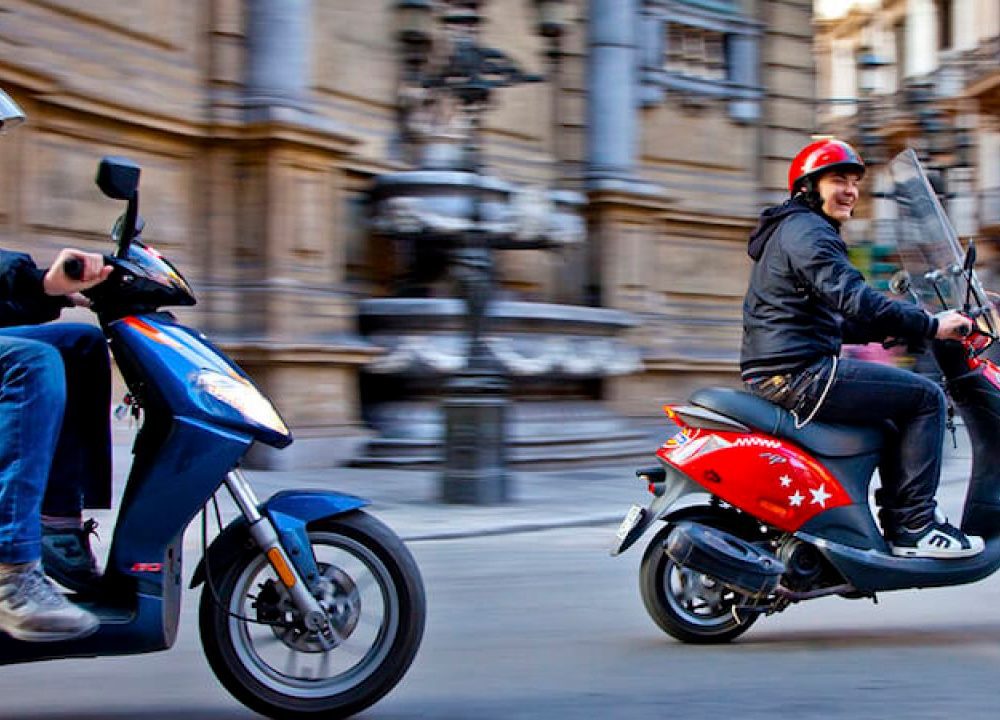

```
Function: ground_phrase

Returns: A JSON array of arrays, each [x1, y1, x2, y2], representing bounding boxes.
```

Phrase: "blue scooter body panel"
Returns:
[[0, 314, 299, 664], [108, 314, 292, 448]]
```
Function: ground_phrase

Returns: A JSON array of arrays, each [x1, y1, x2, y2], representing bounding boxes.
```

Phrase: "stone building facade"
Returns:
[[815, 0, 1000, 274], [0, 0, 818, 468]]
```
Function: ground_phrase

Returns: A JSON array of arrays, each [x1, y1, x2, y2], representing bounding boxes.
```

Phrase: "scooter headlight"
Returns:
[[192, 370, 289, 436]]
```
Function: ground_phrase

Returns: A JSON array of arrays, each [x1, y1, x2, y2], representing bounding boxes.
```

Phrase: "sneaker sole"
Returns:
[[1, 617, 99, 643], [889, 545, 985, 559]]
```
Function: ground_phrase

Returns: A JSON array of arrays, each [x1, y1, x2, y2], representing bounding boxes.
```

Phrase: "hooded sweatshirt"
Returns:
[[740, 195, 936, 379]]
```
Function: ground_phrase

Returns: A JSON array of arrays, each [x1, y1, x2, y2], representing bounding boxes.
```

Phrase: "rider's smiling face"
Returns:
[[816, 170, 862, 222]]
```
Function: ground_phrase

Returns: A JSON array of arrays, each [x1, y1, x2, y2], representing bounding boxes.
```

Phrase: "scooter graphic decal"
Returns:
[[658, 430, 851, 531], [664, 428, 697, 448]]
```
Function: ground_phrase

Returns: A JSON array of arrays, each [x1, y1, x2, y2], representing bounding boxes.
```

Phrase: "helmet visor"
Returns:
[[0, 89, 26, 134]]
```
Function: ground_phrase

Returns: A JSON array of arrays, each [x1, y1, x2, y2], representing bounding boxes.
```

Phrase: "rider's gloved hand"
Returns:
[[934, 310, 973, 341], [42, 248, 111, 297]]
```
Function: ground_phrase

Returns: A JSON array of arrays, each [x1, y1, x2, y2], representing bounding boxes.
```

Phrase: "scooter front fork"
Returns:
[[224, 469, 335, 646]]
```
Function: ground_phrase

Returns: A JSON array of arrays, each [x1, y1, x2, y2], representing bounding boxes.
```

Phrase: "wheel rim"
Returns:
[[662, 559, 744, 629], [227, 530, 401, 699]]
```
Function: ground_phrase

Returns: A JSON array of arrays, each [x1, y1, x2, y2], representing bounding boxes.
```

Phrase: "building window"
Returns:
[[640, 0, 763, 121], [665, 23, 727, 81]]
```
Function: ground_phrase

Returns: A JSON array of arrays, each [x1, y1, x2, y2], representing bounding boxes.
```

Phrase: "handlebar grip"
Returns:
[[62, 257, 84, 281]]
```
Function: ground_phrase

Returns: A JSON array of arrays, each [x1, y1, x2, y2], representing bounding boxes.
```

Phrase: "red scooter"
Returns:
[[611, 150, 1000, 644]]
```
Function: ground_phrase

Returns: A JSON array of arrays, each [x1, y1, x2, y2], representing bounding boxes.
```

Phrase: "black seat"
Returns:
[[689, 387, 883, 458]]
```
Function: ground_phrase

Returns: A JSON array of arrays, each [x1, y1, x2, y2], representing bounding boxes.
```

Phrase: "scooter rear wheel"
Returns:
[[640, 522, 759, 644], [198, 510, 425, 719]]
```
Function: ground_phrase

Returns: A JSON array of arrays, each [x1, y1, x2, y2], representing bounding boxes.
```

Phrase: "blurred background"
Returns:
[[0, 0, 996, 473]]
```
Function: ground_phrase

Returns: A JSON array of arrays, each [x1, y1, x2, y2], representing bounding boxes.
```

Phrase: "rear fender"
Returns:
[[611, 464, 700, 556], [190, 490, 369, 590]]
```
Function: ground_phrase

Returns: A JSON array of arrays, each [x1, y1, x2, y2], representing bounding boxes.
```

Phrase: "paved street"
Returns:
[[0, 435, 993, 719], [3, 492, 1000, 718]]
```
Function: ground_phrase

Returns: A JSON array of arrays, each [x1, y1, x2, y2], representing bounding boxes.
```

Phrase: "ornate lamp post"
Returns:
[[389, 0, 570, 504]]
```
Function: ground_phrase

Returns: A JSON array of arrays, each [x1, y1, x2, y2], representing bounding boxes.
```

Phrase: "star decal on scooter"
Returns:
[[779, 475, 793, 487], [809, 483, 832, 508], [788, 490, 804, 507]]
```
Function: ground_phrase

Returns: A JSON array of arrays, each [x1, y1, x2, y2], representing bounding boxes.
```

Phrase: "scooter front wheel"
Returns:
[[198, 510, 426, 719]]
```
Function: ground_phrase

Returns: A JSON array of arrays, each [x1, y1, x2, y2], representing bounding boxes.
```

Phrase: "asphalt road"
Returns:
[[2, 524, 1000, 719]]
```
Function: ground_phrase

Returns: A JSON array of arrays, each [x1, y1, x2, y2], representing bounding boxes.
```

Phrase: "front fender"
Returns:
[[190, 489, 369, 589]]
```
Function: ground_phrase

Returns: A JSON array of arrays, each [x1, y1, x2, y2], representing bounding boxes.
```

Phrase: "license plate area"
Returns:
[[615, 504, 646, 542]]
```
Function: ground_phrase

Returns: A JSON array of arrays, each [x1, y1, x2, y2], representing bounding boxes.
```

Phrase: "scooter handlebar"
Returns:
[[62, 257, 84, 280], [62, 255, 115, 282]]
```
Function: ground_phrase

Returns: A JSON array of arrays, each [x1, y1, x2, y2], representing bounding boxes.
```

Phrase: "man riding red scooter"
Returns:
[[741, 138, 979, 559], [612, 145, 1000, 645]]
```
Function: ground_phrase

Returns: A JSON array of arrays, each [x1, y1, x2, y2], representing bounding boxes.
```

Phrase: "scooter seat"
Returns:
[[689, 387, 884, 458]]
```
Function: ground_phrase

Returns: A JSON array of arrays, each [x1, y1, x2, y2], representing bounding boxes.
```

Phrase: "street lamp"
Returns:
[[388, 0, 570, 504]]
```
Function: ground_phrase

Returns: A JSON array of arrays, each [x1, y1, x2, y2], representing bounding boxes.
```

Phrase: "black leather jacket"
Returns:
[[0, 250, 69, 327], [740, 196, 936, 379]]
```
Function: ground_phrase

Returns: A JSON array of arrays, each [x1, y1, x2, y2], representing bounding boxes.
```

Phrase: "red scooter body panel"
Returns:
[[656, 419, 851, 533]]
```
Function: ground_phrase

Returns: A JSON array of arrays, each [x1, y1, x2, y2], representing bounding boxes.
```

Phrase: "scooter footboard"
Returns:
[[190, 489, 369, 591]]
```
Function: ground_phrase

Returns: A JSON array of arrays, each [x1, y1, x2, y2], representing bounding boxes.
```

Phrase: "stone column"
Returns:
[[906, 0, 937, 78], [587, 0, 639, 184], [228, 0, 379, 470], [727, 32, 760, 123], [245, 0, 311, 115]]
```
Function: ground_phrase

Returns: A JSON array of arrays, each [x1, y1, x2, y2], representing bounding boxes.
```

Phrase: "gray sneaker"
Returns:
[[0, 562, 99, 642]]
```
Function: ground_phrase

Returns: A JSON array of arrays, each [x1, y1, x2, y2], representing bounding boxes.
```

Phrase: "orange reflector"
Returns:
[[267, 548, 297, 588], [759, 499, 788, 517]]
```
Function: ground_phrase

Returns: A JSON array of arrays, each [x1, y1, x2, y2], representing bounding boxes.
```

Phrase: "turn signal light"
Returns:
[[267, 548, 297, 588]]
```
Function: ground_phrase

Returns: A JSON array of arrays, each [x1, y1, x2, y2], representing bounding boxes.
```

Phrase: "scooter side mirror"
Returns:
[[889, 270, 913, 297], [96, 156, 140, 201]]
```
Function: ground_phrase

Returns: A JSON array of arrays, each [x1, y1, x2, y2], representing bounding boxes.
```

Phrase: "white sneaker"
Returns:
[[0, 562, 99, 642], [889, 517, 985, 559]]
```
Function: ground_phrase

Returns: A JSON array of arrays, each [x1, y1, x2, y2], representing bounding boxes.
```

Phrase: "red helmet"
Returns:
[[788, 138, 865, 195]]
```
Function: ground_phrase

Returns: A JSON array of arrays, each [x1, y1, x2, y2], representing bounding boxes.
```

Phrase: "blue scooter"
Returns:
[[0, 156, 426, 719]]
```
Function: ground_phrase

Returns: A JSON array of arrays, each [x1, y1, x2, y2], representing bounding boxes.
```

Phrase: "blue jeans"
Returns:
[[0, 324, 112, 563], [813, 358, 946, 532], [750, 356, 945, 532]]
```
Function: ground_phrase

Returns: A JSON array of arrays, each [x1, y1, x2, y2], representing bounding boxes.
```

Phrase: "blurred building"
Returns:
[[815, 0, 1000, 278], [0, 0, 818, 468]]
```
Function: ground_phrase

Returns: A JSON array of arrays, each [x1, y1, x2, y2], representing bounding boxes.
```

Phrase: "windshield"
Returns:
[[888, 149, 996, 335]]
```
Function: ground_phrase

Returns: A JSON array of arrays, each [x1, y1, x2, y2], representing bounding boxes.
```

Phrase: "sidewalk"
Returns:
[[108, 424, 974, 545]]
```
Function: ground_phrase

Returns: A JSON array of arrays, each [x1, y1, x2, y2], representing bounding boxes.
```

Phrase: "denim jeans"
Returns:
[[0, 337, 65, 563], [749, 356, 946, 533], [0, 324, 112, 563]]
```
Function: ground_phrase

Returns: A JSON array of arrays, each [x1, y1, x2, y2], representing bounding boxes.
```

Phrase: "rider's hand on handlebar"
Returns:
[[934, 310, 973, 341], [43, 248, 111, 296]]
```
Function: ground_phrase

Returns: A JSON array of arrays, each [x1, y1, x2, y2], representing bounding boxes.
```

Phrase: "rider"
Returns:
[[741, 137, 984, 559], [0, 88, 112, 642]]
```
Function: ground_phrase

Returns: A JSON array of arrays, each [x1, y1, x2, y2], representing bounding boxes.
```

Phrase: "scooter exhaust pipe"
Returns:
[[665, 521, 785, 598]]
